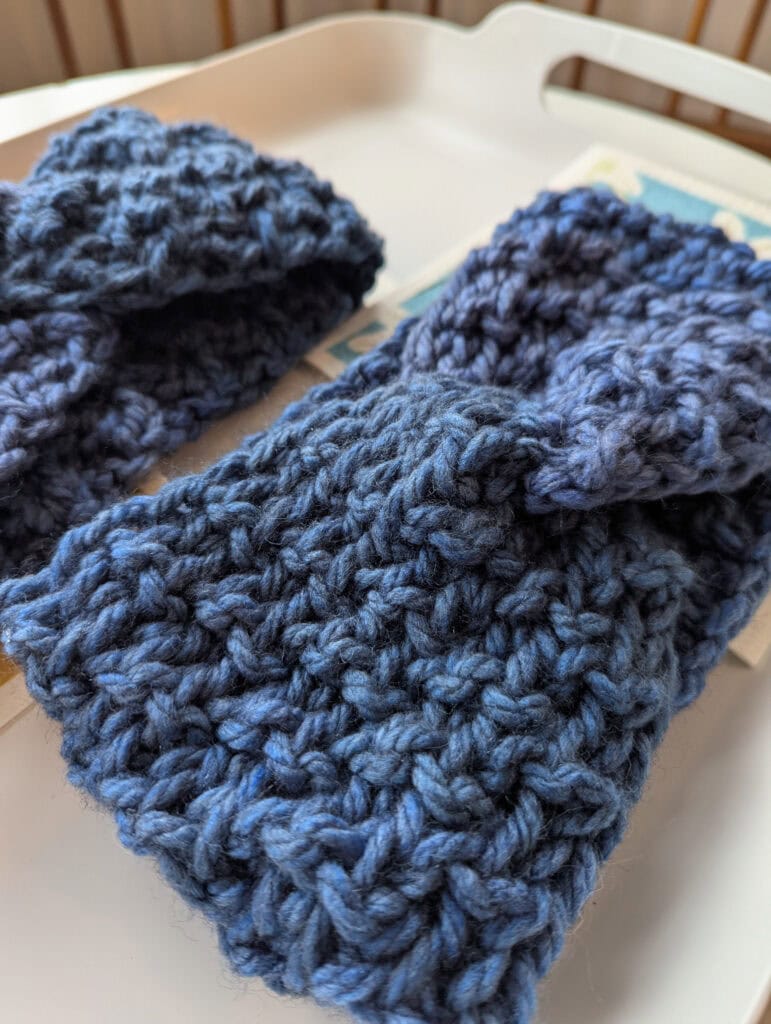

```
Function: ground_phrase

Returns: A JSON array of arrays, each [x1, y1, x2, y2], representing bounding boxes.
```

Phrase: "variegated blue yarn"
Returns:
[[0, 106, 382, 577], [1, 188, 770, 1024]]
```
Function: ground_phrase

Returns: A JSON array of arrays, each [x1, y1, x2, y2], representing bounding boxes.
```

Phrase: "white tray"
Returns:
[[0, 5, 769, 1023]]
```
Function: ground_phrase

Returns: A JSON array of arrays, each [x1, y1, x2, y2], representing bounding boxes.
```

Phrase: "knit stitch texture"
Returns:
[[0, 106, 382, 577], [1, 188, 769, 1024]]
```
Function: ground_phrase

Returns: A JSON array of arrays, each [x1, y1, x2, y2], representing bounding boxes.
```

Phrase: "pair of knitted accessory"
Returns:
[[0, 106, 382, 579], [1, 187, 770, 1024]]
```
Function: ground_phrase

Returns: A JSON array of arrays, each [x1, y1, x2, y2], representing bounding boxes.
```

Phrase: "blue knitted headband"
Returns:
[[0, 107, 382, 577], [1, 188, 769, 1024]]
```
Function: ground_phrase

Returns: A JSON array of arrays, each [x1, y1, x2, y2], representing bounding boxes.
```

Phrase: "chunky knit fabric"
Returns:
[[2, 188, 769, 1024], [0, 106, 382, 577]]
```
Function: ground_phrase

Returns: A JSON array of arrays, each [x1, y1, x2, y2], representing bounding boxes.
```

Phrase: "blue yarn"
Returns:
[[0, 106, 382, 576], [1, 187, 769, 1024]]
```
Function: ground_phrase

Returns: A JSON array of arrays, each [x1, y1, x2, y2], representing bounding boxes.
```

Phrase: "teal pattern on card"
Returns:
[[328, 320, 389, 365], [637, 173, 770, 240], [402, 276, 452, 316]]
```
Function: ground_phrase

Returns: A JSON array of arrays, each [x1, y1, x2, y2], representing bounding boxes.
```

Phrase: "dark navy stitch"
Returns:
[[0, 107, 382, 576]]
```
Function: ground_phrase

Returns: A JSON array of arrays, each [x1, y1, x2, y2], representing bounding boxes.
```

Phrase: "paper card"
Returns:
[[0, 671, 28, 734], [549, 144, 771, 257], [730, 592, 771, 669]]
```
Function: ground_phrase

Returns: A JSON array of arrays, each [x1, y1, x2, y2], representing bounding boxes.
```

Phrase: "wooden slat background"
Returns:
[[3, 0, 771, 85], [0, 2, 769, 145]]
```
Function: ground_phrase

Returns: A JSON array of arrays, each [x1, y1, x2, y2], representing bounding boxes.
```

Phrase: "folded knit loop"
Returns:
[[0, 311, 117, 482], [0, 106, 381, 315], [401, 188, 771, 512], [1, 187, 769, 1024], [0, 107, 382, 578], [516, 317, 770, 512]]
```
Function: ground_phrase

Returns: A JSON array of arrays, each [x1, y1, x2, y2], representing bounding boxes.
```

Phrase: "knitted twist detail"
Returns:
[[0, 107, 383, 577], [1, 188, 769, 1024]]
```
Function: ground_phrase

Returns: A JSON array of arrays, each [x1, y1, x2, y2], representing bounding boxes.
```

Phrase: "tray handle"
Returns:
[[481, 2, 771, 128]]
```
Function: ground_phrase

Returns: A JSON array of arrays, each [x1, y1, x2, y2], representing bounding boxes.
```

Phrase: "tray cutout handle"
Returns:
[[481, 2, 771, 129]]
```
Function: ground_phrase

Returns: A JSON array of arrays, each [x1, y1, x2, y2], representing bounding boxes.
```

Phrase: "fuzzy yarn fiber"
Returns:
[[2, 188, 770, 1024], [0, 106, 382, 578]]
